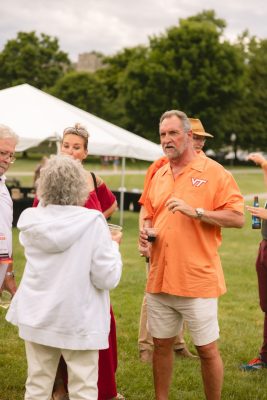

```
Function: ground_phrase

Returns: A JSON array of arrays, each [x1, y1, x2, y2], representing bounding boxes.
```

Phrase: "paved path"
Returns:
[[243, 193, 267, 201], [227, 168, 262, 174], [7, 171, 34, 176]]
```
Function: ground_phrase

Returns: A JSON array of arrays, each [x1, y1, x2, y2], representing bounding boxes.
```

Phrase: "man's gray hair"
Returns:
[[0, 124, 19, 143], [159, 110, 191, 133], [37, 155, 90, 207]]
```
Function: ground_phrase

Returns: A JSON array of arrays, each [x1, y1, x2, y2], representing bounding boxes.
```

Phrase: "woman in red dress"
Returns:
[[34, 123, 123, 400]]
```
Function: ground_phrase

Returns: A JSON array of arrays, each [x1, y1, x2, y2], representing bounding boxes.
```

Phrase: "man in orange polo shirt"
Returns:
[[139, 110, 244, 400], [138, 118, 213, 362]]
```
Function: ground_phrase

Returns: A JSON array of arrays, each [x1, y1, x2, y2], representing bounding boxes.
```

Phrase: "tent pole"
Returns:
[[119, 157, 126, 227], [55, 133, 61, 154]]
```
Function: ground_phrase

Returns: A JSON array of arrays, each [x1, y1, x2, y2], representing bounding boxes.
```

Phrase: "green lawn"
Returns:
[[7, 157, 148, 189], [1, 162, 267, 399], [1, 209, 267, 399], [7, 157, 267, 196]]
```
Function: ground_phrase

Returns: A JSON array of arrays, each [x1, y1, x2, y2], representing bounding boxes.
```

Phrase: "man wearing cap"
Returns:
[[138, 117, 213, 363], [139, 110, 244, 399], [0, 124, 18, 297]]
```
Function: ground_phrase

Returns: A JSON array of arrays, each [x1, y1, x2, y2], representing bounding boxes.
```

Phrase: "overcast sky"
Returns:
[[1, 0, 267, 61]]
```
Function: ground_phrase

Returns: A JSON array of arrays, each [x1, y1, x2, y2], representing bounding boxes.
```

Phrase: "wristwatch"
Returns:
[[195, 208, 205, 219], [6, 271, 15, 277]]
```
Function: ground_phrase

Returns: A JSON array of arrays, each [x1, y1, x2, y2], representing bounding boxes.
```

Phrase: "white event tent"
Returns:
[[0, 84, 163, 160], [0, 84, 163, 224]]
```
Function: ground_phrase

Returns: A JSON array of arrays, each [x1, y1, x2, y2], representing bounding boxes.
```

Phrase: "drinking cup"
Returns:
[[144, 227, 158, 243]]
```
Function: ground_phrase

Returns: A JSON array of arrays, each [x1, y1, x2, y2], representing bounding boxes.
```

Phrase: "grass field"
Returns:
[[7, 157, 150, 188], [1, 163, 267, 399], [6, 157, 267, 196]]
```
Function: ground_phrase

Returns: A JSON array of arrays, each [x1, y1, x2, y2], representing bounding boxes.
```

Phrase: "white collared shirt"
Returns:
[[0, 175, 13, 257]]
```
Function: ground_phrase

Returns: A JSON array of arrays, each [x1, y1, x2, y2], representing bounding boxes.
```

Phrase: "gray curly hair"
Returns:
[[0, 124, 19, 143], [37, 155, 89, 206]]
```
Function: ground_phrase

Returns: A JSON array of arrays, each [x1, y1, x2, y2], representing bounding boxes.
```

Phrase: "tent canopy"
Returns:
[[0, 84, 163, 161]]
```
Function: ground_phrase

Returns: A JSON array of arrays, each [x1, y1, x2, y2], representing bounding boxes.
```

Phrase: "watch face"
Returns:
[[196, 208, 204, 217]]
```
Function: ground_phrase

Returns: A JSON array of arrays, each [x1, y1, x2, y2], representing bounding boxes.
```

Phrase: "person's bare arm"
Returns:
[[103, 201, 117, 218], [95, 175, 117, 218], [138, 206, 152, 257], [1, 262, 17, 297], [248, 153, 267, 188], [246, 206, 267, 220], [139, 205, 146, 229], [165, 197, 244, 228]]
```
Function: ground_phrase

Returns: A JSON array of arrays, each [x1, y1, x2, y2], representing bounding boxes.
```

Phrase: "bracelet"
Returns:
[[6, 271, 15, 277]]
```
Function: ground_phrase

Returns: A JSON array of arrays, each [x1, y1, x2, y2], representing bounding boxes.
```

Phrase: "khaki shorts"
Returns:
[[146, 293, 219, 346]]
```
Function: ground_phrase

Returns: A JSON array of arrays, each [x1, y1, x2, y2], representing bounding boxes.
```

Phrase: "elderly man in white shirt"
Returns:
[[0, 124, 18, 296]]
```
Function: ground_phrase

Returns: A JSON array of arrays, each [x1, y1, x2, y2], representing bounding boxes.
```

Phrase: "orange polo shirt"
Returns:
[[139, 157, 169, 205], [139, 152, 205, 205], [144, 154, 244, 298]]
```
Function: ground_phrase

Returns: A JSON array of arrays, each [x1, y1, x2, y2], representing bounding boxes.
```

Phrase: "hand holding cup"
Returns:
[[144, 227, 158, 243], [108, 223, 123, 244]]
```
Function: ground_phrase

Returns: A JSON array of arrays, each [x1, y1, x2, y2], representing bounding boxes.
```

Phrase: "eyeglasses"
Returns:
[[192, 134, 206, 142], [0, 150, 16, 163]]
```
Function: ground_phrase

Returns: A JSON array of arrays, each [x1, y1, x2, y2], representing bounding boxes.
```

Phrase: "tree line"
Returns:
[[0, 10, 266, 150]]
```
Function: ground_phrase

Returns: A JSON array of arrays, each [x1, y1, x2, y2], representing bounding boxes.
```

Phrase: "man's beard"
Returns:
[[163, 137, 189, 160]]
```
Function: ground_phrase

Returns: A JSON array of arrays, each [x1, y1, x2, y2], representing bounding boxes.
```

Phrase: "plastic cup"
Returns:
[[144, 227, 158, 243], [107, 223, 123, 233], [0, 290, 12, 309]]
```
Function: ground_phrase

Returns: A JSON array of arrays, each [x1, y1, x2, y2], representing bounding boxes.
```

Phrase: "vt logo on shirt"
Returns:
[[191, 178, 207, 187]]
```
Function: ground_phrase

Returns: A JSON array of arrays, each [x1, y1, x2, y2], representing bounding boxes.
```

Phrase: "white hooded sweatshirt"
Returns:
[[6, 205, 122, 350]]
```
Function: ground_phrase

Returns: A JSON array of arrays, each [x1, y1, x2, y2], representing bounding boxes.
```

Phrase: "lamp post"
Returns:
[[230, 133, 237, 166]]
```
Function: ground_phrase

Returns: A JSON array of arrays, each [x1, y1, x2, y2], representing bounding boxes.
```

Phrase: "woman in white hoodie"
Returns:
[[6, 155, 123, 400]]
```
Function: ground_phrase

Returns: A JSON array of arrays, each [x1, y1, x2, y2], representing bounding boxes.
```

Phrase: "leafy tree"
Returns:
[[186, 9, 226, 33], [0, 31, 70, 90], [150, 13, 242, 143], [102, 10, 246, 146], [97, 46, 149, 128], [221, 32, 267, 151], [50, 71, 109, 117], [236, 35, 267, 149]]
